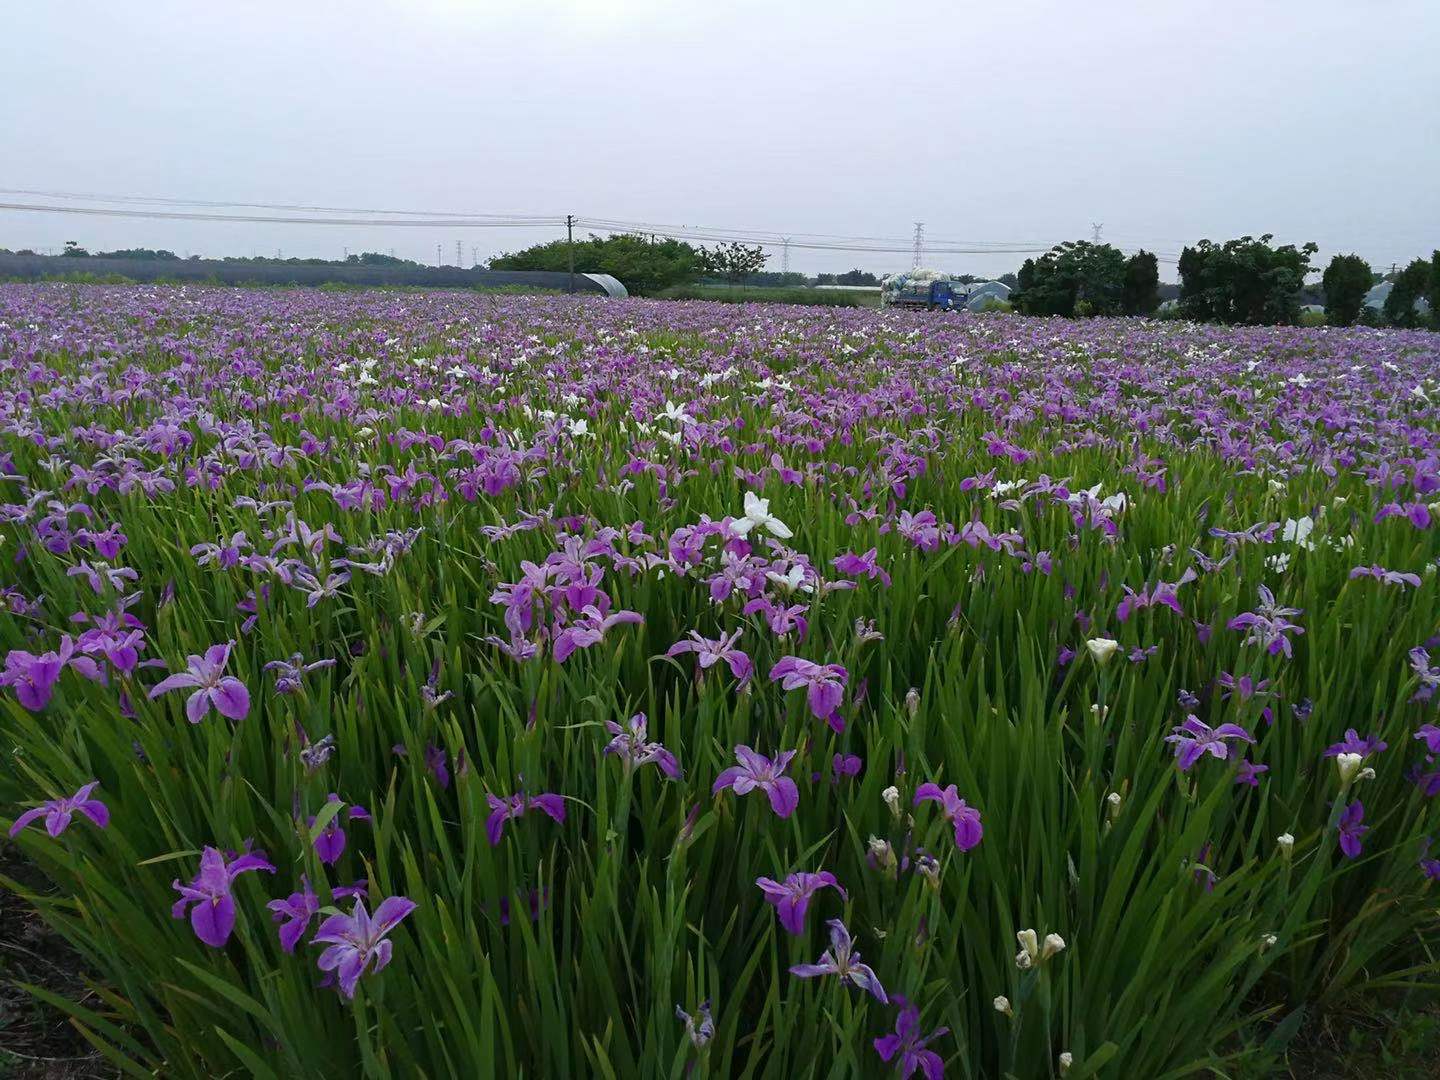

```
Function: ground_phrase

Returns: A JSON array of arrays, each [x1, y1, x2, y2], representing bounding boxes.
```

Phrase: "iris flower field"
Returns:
[[3, 284, 1440, 1078]]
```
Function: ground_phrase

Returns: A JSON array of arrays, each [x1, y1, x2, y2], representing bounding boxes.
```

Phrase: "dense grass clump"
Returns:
[[0, 284, 1438, 1078]]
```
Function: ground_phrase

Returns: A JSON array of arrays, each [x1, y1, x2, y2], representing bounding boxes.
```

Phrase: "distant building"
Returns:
[[964, 281, 1011, 311], [1364, 280, 1432, 316]]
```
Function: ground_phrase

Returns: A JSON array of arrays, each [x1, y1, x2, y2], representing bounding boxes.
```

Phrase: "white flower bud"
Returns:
[[1276, 832, 1294, 859], [1041, 933, 1067, 961], [1357, 766, 1376, 782], [905, 687, 920, 717], [882, 786, 902, 818], [1090, 703, 1110, 721], [1259, 933, 1277, 952], [1015, 928, 1039, 969], [1335, 752, 1363, 786], [993, 995, 1013, 1016], [1105, 791, 1123, 819], [868, 836, 897, 875], [1085, 638, 1120, 666], [1059, 1051, 1073, 1074]]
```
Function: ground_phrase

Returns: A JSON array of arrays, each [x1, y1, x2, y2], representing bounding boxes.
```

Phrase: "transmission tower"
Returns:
[[781, 237, 791, 275], [911, 222, 925, 269], [435, 243, 441, 267], [455, 240, 462, 267], [1091, 222, 1104, 243]]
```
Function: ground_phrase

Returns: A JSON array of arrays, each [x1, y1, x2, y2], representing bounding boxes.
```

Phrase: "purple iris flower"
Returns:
[[1165, 716, 1255, 771], [769, 656, 848, 726], [789, 919, 888, 1002], [665, 629, 754, 683], [171, 846, 276, 948], [832, 548, 892, 588], [1227, 585, 1304, 659], [334, 879, 370, 902], [1338, 800, 1369, 859], [148, 642, 250, 723], [484, 790, 566, 845], [874, 996, 948, 1079], [313, 895, 417, 998], [1348, 564, 1422, 589], [713, 745, 800, 818], [1234, 759, 1269, 787], [2, 638, 86, 711], [602, 712, 680, 778], [1410, 648, 1440, 704], [913, 783, 983, 851], [309, 794, 371, 865], [1323, 729, 1387, 759], [1415, 724, 1440, 754], [267, 877, 319, 953], [1217, 673, 1271, 701], [832, 753, 863, 780], [8, 781, 108, 838], [263, 652, 335, 694], [552, 605, 644, 662], [755, 870, 844, 935]]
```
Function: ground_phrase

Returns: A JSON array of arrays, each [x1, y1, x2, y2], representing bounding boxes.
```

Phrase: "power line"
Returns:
[[0, 186, 551, 223], [0, 201, 564, 228]]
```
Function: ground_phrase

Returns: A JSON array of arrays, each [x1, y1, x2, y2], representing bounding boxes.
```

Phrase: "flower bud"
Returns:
[[1276, 832, 1294, 859], [1335, 752, 1363, 786], [867, 836, 897, 876], [993, 995, 1013, 1016], [1059, 1052, 1073, 1075], [1041, 933, 1067, 961], [916, 853, 942, 891], [1085, 637, 1120, 666], [882, 785, 902, 819], [1090, 703, 1110, 721], [1357, 766, 1376, 782], [1015, 928, 1039, 969], [1105, 791, 1123, 820], [1259, 932, 1277, 952], [905, 687, 920, 717]]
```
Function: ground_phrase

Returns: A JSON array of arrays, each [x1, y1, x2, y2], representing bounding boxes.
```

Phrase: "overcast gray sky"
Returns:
[[2, 0, 1437, 279]]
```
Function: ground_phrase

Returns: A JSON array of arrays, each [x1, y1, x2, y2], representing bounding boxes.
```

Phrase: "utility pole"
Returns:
[[436, 243, 441, 267], [1091, 222, 1104, 243], [566, 214, 576, 294], [911, 222, 924, 269], [455, 240, 462, 268]]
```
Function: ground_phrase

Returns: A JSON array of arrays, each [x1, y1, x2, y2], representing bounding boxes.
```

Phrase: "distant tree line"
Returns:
[[1009, 234, 1439, 329], [0, 242, 432, 270], [12, 233, 1435, 328]]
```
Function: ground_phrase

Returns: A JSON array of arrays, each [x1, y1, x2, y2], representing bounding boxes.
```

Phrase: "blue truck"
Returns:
[[884, 278, 969, 311]]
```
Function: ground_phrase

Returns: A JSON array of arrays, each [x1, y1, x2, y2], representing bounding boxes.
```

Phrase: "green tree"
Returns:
[[1177, 234, 1317, 325], [1383, 258, 1430, 328], [1010, 241, 1127, 317], [61, 240, 90, 258], [700, 242, 768, 285], [1320, 253, 1373, 327], [96, 247, 181, 261], [1428, 250, 1440, 329], [1121, 250, 1160, 315], [491, 233, 703, 296]]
